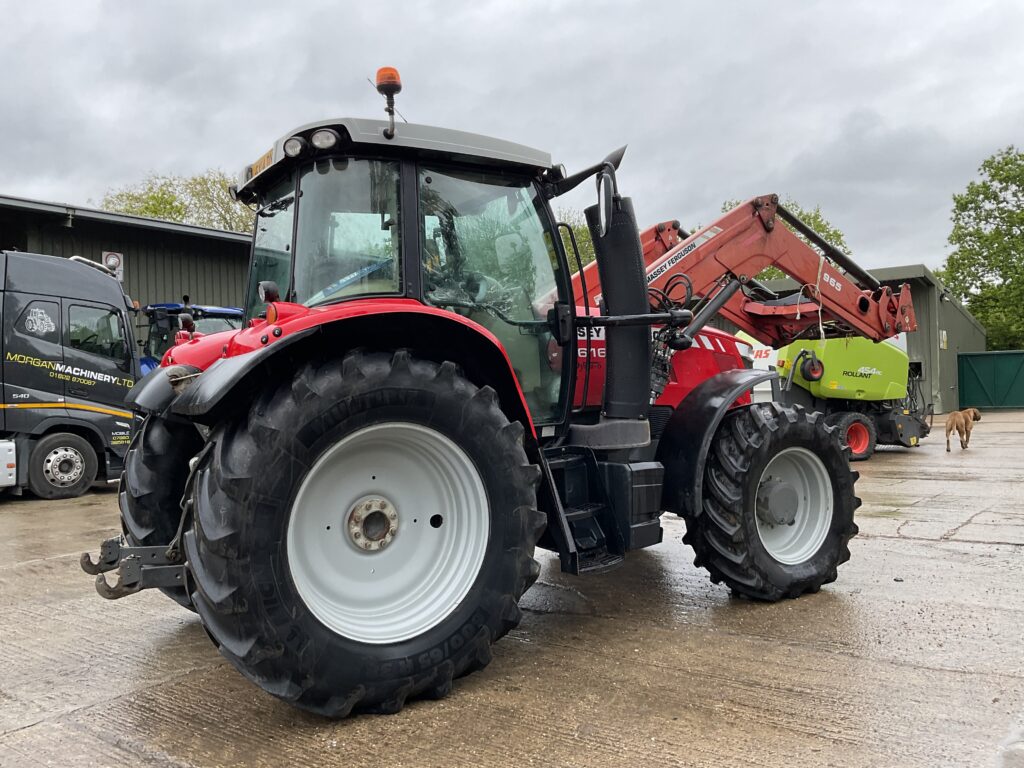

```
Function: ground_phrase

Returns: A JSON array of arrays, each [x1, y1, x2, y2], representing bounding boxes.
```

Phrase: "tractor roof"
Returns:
[[235, 118, 552, 201]]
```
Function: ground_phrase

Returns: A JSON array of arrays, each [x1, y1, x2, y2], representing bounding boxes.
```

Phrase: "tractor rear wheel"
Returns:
[[120, 415, 204, 609], [684, 402, 859, 601], [828, 411, 877, 461], [184, 350, 544, 717]]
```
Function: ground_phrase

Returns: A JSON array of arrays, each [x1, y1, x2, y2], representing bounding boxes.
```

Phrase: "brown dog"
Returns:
[[945, 408, 982, 452]]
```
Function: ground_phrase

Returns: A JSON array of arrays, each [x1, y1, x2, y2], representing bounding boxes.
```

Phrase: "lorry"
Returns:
[[0, 251, 140, 499], [82, 68, 916, 717]]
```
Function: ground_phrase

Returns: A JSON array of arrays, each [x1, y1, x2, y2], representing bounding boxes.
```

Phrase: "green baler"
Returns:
[[773, 336, 931, 460]]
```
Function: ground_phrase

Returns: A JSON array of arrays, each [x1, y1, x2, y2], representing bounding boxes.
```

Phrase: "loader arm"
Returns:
[[572, 195, 916, 347]]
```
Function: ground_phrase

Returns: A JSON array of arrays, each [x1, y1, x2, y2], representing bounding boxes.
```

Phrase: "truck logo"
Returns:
[[24, 307, 56, 336]]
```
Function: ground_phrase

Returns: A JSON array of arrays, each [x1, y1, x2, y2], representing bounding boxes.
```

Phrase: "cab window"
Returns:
[[293, 158, 402, 306], [68, 306, 127, 362]]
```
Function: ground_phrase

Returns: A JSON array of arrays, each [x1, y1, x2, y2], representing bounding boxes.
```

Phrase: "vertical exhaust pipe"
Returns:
[[584, 196, 651, 421]]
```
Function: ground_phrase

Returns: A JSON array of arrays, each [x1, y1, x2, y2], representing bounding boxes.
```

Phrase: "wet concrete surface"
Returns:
[[1, 412, 1023, 767]]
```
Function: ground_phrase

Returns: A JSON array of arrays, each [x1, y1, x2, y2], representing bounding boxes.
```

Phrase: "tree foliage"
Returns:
[[721, 197, 851, 281], [101, 169, 255, 233], [937, 146, 1024, 350], [556, 208, 596, 268]]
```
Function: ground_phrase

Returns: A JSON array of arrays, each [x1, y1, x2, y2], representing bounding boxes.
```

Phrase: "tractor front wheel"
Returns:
[[684, 403, 859, 601], [184, 350, 544, 716]]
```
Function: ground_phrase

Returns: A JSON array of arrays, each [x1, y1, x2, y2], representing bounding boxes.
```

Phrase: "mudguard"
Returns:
[[657, 368, 778, 518], [125, 364, 204, 417], [170, 327, 318, 423]]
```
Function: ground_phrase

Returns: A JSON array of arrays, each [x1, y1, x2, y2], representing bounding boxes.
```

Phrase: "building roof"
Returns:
[[0, 193, 251, 244]]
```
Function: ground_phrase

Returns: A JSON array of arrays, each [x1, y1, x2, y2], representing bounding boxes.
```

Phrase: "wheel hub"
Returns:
[[756, 478, 799, 527], [43, 447, 84, 487], [347, 496, 399, 551]]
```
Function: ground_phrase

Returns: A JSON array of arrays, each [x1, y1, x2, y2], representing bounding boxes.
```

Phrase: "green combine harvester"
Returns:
[[771, 336, 932, 461]]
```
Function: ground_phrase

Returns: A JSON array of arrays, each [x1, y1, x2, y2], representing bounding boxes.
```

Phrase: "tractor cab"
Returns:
[[235, 115, 573, 425]]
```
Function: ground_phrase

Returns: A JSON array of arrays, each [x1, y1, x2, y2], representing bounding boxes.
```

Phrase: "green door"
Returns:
[[958, 351, 1024, 408]]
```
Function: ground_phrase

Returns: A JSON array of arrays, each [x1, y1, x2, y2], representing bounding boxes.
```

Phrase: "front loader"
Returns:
[[83, 68, 916, 717]]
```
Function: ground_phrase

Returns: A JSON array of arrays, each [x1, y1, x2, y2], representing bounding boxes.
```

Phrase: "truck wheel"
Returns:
[[828, 412, 877, 461], [184, 350, 544, 716], [684, 403, 859, 601], [120, 415, 204, 609], [28, 432, 98, 500]]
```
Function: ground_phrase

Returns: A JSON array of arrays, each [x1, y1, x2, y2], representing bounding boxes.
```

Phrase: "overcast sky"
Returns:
[[1, 1, 1021, 269]]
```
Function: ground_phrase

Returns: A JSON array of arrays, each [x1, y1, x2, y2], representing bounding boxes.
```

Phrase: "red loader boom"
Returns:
[[573, 195, 916, 348]]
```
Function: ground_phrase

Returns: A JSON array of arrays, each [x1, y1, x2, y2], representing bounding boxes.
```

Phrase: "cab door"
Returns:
[[61, 300, 135, 427]]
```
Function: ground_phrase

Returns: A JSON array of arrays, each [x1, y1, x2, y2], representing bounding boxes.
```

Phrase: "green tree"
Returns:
[[721, 197, 851, 281], [101, 169, 254, 233], [555, 208, 596, 268], [937, 146, 1024, 350]]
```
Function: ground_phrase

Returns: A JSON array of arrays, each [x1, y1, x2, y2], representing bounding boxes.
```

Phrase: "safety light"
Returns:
[[283, 136, 308, 157], [375, 67, 402, 96], [310, 129, 340, 150], [265, 303, 279, 324]]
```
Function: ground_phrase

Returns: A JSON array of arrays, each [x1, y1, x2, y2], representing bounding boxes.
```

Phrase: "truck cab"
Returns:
[[0, 251, 140, 498]]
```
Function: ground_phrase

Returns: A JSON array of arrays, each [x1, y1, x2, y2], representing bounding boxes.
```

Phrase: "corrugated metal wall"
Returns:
[[22, 216, 249, 309]]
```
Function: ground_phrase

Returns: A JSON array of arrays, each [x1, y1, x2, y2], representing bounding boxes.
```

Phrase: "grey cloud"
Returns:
[[1, 0, 1021, 270]]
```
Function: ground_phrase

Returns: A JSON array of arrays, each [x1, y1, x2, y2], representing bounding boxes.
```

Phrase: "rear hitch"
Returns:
[[80, 537, 187, 600]]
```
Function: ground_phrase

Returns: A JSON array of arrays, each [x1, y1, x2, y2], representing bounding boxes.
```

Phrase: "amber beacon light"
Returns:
[[376, 67, 402, 139]]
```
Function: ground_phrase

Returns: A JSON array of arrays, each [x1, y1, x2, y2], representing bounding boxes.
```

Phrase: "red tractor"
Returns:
[[84, 69, 915, 717]]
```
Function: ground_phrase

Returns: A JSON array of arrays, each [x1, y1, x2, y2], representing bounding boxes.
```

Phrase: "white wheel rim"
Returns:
[[754, 447, 833, 565], [43, 446, 85, 487], [287, 422, 490, 644]]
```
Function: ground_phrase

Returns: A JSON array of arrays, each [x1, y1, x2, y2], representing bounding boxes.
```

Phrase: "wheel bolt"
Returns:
[[388, 511, 397, 520], [354, 532, 361, 539]]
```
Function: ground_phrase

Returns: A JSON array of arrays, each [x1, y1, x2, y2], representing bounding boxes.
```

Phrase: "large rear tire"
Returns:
[[683, 403, 859, 601], [120, 416, 204, 609], [184, 350, 544, 717]]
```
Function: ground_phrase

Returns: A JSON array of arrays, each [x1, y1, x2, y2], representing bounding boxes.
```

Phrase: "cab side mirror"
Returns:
[[596, 170, 614, 239]]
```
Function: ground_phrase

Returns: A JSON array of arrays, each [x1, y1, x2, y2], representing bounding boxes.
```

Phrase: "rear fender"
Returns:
[[167, 311, 537, 442], [656, 368, 778, 517]]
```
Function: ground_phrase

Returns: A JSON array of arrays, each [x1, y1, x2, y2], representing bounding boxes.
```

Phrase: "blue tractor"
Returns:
[[138, 301, 244, 375]]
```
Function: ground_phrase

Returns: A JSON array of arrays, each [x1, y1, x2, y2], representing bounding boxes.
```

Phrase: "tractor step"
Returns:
[[80, 537, 187, 599], [577, 548, 624, 574]]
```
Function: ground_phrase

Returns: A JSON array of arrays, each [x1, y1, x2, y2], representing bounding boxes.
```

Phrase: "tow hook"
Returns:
[[80, 537, 187, 599]]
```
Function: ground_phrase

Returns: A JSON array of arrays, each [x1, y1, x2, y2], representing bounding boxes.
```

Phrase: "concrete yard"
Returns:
[[1, 413, 1023, 768]]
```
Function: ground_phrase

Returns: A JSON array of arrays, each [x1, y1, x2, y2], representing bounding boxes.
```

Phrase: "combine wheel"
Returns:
[[184, 350, 544, 717], [120, 415, 204, 609], [828, 411, 877, 461], [683, 403, 859, 601]]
